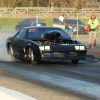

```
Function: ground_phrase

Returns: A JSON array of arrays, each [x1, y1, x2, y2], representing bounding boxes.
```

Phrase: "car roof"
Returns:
[[66, 18, 78, 20], [22, 26, 62, 29], [26, 18, 38, 19], [23, 18, 41, 21]]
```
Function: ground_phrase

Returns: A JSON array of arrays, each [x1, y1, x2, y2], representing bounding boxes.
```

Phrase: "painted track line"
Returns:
[[87, 51, 100, 54], [0, 87, 37, 100]]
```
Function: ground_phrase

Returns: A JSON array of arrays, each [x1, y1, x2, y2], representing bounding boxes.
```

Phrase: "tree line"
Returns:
[[0, 0, 100, 9]]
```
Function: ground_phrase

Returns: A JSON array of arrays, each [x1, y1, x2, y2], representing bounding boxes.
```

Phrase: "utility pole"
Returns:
[[77, 13, 78, 38]]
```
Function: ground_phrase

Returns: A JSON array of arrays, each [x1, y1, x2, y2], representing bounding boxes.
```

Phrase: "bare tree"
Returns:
[[12, 0, 22, 8], [50, 0, 54, 7], [1, 0, 99, 8], [30, 0, 33, 7], [37, 0, 39, 6], [0, 0, 3, 7]]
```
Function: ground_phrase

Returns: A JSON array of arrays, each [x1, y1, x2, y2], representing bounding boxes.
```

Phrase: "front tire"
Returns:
[[29, 48, 38, 64], [72, 60, 79, 64], [9, 45, 14, 59]]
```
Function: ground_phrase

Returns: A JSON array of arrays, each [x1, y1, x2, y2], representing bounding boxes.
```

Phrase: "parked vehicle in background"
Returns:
[[0, 25, 1, 31], [6, 26, 87, 64], [15, 18, 46, 31], [53, 18, 87, 34]]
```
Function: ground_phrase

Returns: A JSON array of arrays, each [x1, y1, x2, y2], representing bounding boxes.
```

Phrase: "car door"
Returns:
[[12, 28, 27, 57]]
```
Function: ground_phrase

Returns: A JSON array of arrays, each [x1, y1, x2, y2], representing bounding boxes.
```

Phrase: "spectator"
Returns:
[[25, 11, 27, 14], [59, 14, 65, 22], [87, 15, 99, 48]]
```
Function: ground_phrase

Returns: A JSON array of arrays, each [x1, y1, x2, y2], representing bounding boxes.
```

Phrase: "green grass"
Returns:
[[0, 18, 25, 32], [0, 18, 53, 32], [40, 18, 53, 26], [0, 18, 99, 35]]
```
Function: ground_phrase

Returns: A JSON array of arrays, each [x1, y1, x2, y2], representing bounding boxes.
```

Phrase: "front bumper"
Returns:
[[40, 51, 86, 61]]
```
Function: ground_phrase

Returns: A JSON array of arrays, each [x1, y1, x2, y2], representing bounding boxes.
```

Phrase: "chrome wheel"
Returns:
[[9, 45, 14, 59], [30, 49, 34, 62], [29, 48, 37, 64]]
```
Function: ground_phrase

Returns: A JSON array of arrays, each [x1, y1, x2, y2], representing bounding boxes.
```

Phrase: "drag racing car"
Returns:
[[6, 26, 87, 64]]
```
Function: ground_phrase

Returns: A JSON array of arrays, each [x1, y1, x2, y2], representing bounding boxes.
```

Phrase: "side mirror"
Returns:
[[18, 22, 20, 24]]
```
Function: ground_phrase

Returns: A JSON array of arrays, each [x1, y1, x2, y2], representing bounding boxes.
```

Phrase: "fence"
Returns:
[[79, 8, 100, 17], [0, 7, 75, 17], [0, 7, 100, 18]]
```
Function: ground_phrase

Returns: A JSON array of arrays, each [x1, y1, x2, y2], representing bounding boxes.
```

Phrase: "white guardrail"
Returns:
[[0, 7, 75, 17], [79, 8, 100, 15], [0, 7, 100, 17]]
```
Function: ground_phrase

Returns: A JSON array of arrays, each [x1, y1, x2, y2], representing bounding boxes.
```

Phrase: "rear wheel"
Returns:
[[29, 48, 38, 64], [72, 60, 79, 64], [9, 45, 14, 59]]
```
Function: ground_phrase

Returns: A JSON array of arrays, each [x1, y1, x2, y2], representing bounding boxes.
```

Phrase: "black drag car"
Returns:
[[6, 26, 87, 64]]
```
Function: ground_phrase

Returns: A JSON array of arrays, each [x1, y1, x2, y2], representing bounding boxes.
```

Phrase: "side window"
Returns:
[[16, 29, 26, 39], [21, 19, 27, 24]]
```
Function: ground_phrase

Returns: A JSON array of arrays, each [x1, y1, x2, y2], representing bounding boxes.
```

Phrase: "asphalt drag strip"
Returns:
[[0, 60, 100, 100], [0, 33, 100, 100], [0, 68, 96, 100]]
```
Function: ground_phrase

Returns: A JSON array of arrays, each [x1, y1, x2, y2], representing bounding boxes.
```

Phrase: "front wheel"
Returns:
[[72, 60, 79, 64], [9, 45, 14, 59], [29, 48, 38, 64]]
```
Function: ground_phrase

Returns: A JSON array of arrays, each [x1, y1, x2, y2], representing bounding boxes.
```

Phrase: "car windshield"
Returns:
[[27, 27, 71, 40], [66, 19, 83, 25], [29, 19, 43, 23]]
